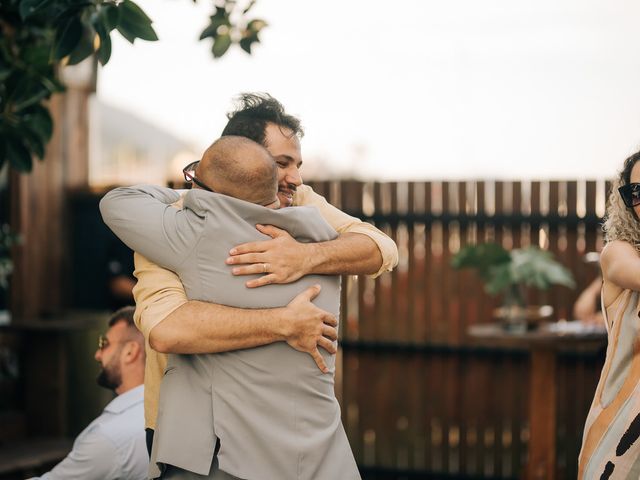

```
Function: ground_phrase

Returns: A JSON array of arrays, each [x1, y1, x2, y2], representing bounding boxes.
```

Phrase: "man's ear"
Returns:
[[121, 341, 142, 364]]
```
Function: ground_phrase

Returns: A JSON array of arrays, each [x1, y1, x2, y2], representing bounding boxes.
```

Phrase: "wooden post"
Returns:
[[10, 85, 92, 319], [8, 61, 94, 438], [527, 348, 557, 480]]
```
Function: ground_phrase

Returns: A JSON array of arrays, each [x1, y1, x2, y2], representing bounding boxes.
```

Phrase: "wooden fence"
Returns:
[[0, 179, 608, 479], [307, 180, 608, 479]]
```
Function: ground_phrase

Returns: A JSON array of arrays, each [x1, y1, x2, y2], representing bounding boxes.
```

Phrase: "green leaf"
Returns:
[[120, 0, 153, 24], [199, 7, 231, 40], [0, 139, 6, 171], [6, 138, 33, 172], [239, 37, 253, 54], [116, 23, 136, 44], [246, 19, 268, 32], [23, 106, 53, 144], [23, 45, 51, 72], [485, 263, 513, 295], [12, 81, 51, 112], [40, 75, 65, 96], [67, 21, 96, 66], [510, 247, 575, 290], [19, 0, 54, 20], [451, 242, 510, 279], [92, 13, 112, 65], [212, 33, 232, 58], [116, 0, 158, 43], [100, 3, 120, 31], [0, 67, 10, 83], [54, 16, 83, 60], [239, 20, 267, 55], [199, 23, 219, 41], [19, 127, 45, 159]]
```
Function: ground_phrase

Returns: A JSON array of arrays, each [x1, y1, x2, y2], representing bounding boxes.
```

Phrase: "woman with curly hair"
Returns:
[[578, 150, 640, 479]]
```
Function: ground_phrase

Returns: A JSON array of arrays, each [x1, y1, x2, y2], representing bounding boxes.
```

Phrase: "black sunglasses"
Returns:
[[618, 183, 640, 208], [182, 161, 215, 192], [98, 334, 110, 350]]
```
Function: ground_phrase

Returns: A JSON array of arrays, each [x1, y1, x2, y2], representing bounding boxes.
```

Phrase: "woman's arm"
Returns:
[[600, 240, 640, 307]]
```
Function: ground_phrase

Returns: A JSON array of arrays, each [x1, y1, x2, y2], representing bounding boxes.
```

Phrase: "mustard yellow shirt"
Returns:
[[132, 184, 398, 429]]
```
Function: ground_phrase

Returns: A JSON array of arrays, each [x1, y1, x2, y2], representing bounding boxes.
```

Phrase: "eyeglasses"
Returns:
[[182, 160, 279, 208], [618, 183, 640, 208], [98, 334, 110, 350], [182, 161, 215, 192]]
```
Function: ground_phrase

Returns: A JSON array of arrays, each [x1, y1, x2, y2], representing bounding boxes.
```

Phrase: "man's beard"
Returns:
[[96, 361, 122, 391], [278, 183, 296, 208]]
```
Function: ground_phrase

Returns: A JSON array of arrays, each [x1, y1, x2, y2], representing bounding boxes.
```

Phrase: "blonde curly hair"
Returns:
[[603, 151, 640, 249]]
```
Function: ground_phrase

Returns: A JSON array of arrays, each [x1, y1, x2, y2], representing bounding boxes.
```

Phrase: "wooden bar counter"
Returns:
[[468, 321, 606, 480]]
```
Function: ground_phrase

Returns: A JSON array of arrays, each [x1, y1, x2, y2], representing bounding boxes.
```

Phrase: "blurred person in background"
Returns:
[[106, 234, 136, 309], [30, 307, 147, 480], [578, 151, 640, 479]]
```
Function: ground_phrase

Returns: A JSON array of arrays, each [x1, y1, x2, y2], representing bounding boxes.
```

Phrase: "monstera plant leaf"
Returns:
[[452, 243, 575, 298], [510, 247, 575, 290], [451, 242, 511, 283]]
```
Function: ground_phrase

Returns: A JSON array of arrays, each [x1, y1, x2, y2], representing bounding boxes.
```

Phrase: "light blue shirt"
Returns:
[[32, 385, 147, 480]]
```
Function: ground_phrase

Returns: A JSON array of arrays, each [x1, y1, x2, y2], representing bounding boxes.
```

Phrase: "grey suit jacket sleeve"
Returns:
[[99, 185, 202, 271]]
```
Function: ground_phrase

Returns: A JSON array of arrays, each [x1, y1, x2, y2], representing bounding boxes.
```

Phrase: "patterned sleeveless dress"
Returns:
[[578, 289, 640, 479]]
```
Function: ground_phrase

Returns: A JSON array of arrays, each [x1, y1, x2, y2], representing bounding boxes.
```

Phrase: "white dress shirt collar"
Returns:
[[104, 384, 144, 414]]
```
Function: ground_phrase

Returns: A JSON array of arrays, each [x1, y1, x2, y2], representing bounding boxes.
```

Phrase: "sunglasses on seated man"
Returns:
[[182, 161, 279, 208], [618, 183, 640, 208]]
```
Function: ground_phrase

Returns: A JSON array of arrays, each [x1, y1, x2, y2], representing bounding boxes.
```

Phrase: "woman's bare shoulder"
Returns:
[[601, 240, 637, 263]]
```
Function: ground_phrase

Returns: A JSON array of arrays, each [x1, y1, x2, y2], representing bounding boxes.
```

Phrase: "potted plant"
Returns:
[[451, 242, 576, 331]]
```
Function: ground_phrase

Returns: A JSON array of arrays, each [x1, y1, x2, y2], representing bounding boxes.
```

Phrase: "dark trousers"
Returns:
[[146, 428, 155, 457], [161, 457, 239, 479]]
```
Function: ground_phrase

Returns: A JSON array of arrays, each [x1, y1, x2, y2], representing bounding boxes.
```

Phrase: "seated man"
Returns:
[[100, 136, 361, 479], [31, 307, 147, 480]]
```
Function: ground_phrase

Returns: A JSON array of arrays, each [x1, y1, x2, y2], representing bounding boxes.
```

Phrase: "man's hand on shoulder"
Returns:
[[279, 284, 338, 373], [226, 224, 314, 288]]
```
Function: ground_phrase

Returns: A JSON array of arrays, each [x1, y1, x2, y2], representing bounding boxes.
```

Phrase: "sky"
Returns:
[[97, 0, 640, 180]]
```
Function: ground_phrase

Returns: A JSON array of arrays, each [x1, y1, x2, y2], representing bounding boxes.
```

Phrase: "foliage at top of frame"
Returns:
[[0, 0, 266, 173]]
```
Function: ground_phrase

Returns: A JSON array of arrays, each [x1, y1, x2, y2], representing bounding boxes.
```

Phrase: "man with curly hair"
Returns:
[[112, 93, 398, 478]]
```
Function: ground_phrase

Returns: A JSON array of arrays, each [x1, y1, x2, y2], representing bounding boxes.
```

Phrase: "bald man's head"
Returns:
[[196, 136, 279, 208]]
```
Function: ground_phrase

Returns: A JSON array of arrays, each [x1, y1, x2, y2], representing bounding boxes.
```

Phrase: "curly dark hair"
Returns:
[[221, 92, 304, 146], [604, 149, 640, 248], [620, 150, 640, 187]]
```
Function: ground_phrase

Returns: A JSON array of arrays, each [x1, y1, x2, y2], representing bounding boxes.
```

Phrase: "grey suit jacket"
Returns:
[[100, 185, 360, 480]]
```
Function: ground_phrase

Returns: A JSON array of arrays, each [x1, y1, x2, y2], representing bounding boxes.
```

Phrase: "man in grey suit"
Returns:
[[100, 136, 360, 479]]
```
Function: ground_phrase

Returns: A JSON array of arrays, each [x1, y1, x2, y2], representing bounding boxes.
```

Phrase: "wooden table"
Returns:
[[468, 322, 606, 480]]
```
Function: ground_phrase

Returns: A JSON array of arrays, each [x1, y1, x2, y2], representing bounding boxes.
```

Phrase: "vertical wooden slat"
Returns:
[[406, 182, 417, 344], [424, 182, 434, 344], [512, 181, 522, 248], [546, 181, 561, 309], [429, 182, 445, 344], [585, 181, 598, 253], [564, 181, 579, 321]]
